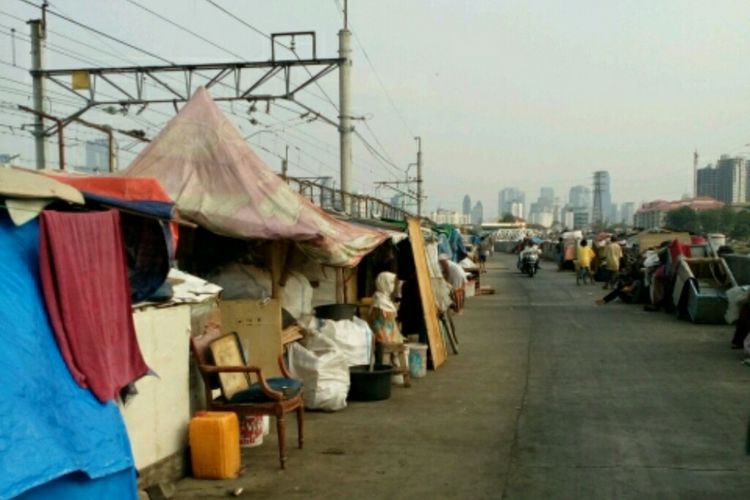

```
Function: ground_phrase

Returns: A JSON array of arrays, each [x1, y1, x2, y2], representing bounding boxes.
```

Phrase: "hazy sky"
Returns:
[[2, 0, 750, 216]]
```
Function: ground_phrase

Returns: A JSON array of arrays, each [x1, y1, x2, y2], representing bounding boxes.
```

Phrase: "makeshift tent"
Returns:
[[124, 87, 387, 268], [47, 173, 176, 221], [42, 173, 177, 302], [0, 213, 137, 499]]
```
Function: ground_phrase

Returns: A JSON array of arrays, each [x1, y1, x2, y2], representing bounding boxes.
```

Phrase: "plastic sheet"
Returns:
[[0, 213, 136, 499]]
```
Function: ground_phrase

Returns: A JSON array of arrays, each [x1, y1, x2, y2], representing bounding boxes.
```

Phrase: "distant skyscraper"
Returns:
[[462, 195, 472, 215], [539, 187, 554, 206], [697, 155, 748, 204], [471, 201, 484, 225], [498, 188, 525, 219], [620, 202, 636, 226], [568, 185, 591, 208], [592, 171, 611, 224]]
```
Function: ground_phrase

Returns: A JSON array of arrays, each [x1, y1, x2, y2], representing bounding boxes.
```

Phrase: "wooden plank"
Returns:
[[407, 218, 447, 368], [219, 298, 283, 378]]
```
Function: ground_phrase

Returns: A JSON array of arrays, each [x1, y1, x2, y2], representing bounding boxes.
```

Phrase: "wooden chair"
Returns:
[[190, 324, 304, 469], [377, 342, 411, 387]]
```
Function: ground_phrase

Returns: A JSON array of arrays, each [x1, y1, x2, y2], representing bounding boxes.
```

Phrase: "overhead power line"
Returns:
[[18, 0, 174, 64], [332, 0, 414, 136], [124, 0, 245, 60]]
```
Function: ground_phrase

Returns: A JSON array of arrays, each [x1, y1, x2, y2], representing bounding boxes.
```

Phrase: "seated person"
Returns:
[[368, 272, 404, 345]]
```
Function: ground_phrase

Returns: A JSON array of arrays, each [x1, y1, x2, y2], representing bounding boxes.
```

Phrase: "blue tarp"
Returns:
[[0, 213, 137, 499]]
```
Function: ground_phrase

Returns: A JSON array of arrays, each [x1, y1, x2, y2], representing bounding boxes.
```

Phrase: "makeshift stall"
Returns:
[[123, 88, 392, 420]]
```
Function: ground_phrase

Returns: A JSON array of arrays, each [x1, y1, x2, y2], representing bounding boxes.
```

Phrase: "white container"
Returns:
[[262, 415, 269, 436], [406, 343, 428, 378], [465, 280, 476, 298], [708, 233, 726, 252], [239, 416, 264, 448]]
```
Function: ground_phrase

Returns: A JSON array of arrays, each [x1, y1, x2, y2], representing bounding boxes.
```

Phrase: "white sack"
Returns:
[[208, 263, 313, 319], [316, 316, 373, 367], [287, 337, 349, 411]]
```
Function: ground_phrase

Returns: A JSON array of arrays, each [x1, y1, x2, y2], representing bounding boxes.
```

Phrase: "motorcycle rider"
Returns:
[[519, 240, 541, 273]]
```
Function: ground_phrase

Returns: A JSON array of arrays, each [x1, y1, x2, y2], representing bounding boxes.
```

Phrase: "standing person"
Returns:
[[576, 239, 596, 286], [478, 236, 492, 274], [439, 254, 467, 314], [603, 236, 623, 290], [555, 237, 564, 271]]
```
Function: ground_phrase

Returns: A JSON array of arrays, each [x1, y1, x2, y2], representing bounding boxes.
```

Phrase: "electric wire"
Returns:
[[10, 0, 386, 189]]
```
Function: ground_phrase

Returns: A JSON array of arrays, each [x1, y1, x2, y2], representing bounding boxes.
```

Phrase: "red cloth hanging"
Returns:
[[39, 209, 148, 402]]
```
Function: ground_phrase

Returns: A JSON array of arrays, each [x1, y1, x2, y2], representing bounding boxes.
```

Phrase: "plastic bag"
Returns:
[[287, 336, 349, 411], [208, 263, 312, 319], [316, 316, 373, 367]]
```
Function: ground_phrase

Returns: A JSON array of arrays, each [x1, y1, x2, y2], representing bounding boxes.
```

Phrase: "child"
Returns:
[[576, 239, 596, 286]]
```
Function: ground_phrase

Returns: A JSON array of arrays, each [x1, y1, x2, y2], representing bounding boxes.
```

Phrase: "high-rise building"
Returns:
[[471, 201, 484, 225], [539, 187, 554, 206], [697, 155, 748, 205], [620, 202, 636, 226], [568, 185, 591, 208], [528, 188, 555, 224], [462, 194, 472, 215], [430, 209, 470, 225], [498, 188, 525, 219], [592, 171, 611, 224]]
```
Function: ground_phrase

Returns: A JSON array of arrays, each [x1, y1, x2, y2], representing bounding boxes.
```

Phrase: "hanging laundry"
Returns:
[[39, 209, 149, 403]]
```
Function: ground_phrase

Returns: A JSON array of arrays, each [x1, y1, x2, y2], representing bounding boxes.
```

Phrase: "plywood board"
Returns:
[[407, 218, 447, 368], [220, 298, 283, 378]]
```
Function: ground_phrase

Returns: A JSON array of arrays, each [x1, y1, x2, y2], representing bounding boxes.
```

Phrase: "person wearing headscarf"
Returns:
[[368, 271, 404, 344]]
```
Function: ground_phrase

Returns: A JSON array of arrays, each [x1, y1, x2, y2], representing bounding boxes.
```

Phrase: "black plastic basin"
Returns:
[[348, 364, 394, 401]]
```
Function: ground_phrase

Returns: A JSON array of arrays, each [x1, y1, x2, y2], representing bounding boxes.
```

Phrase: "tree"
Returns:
[[698, 209, 721, 233], [501, 213, 517, 223], [665, 206, 699, 233], [730, 210, 750, 240], [718, 206, 736, 232]]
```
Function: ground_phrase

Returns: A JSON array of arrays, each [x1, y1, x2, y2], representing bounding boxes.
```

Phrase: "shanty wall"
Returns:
[[120, 304, 192, 471]]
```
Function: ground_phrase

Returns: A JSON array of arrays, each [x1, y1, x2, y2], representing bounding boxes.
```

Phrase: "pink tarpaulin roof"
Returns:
[[123, 87, 387, 267]]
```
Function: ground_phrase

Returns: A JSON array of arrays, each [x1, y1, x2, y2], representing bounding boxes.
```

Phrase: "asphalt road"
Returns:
[[175, 254, 750, 499]]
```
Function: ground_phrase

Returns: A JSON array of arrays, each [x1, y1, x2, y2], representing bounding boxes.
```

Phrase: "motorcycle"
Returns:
[[520, 251, 539, 278]]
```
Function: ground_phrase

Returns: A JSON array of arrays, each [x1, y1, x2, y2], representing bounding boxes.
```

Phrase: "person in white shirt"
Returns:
[[439, 254, 467, 313]]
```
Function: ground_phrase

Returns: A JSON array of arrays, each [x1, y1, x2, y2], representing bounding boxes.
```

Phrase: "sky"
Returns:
[[2, 0, 750, 217]]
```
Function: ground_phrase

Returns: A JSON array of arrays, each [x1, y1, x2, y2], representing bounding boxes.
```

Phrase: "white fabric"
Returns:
[[208, 263, 312, 318], [372, 272, 397, 313], [287, 335, 349, 411], [445, 260, 467, 289]]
